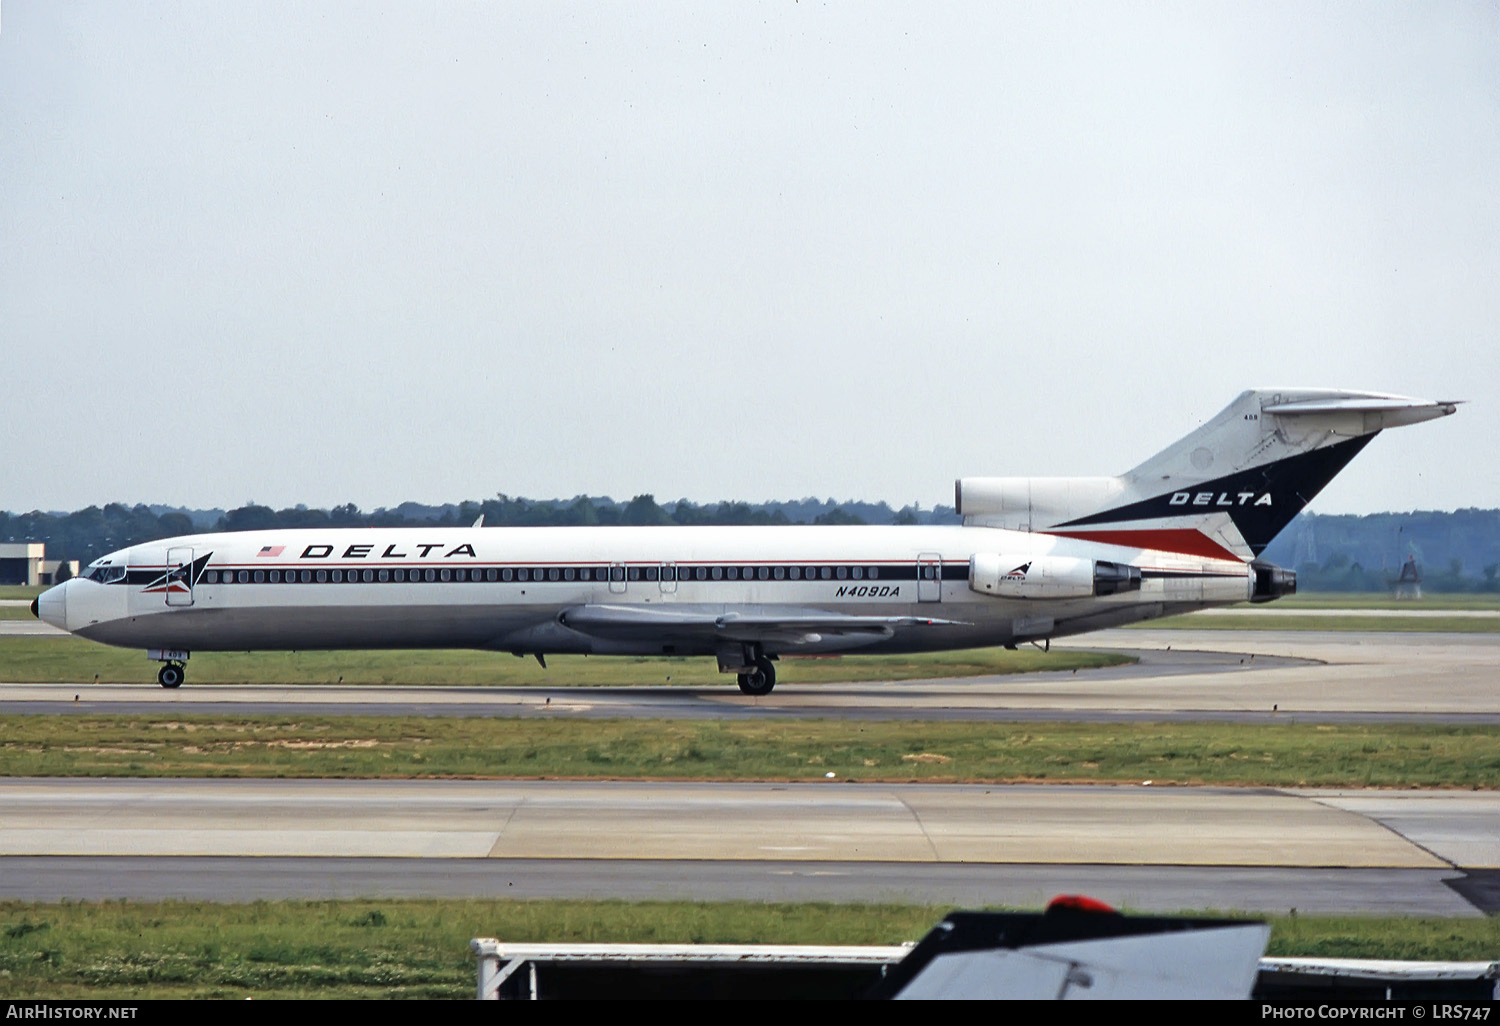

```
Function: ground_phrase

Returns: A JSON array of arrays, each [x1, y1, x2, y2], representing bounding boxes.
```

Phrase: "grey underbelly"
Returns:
[[78, 604, 549, 651]]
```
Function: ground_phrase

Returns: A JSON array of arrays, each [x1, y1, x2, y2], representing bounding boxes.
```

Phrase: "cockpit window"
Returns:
[[87, 564, 126, 584]]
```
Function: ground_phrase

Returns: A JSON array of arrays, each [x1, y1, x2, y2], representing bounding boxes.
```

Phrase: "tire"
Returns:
[[737, 656, 776, 696], [158, 663, 184, 689]]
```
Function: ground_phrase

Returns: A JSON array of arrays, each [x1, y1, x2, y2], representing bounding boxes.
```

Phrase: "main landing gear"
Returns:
[[737, 655, 776, 696], [157, 662, 185, 689], [721, 642, 777, 696]]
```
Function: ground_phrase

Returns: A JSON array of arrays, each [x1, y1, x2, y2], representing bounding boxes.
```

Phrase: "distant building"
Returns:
[[0, 543, 79, 587]]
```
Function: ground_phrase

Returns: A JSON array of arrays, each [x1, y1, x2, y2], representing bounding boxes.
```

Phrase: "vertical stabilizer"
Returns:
[[1051, 389, 1457, 558], [959, 389, 1457, 560]]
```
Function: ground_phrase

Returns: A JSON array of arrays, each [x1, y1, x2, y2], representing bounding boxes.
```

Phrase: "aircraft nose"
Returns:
[[30, 597, 38, 618], [36, 583, 68, 631]]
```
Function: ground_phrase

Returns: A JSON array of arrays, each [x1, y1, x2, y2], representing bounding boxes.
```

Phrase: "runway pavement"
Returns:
[[0, 779, 1493, 914], [2, 779, 1469, 865], [0, 857, 1486, 916]]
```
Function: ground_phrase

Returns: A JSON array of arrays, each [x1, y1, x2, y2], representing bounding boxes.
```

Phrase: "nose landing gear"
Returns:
[[148, 651, 190, 688]]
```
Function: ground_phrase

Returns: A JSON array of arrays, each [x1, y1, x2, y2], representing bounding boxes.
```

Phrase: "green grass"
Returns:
[[1131, 613, 1500, 632], [3, 716, 1496, 787], [0, 636, 1131, 685], [1126, 591, 1500, 629], [1278, 592, 1500, 610], [0, 587, 42, 601], [0, 898, 1494, 999]]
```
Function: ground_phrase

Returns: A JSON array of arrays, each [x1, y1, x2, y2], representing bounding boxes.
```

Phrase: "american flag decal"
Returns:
[[257, 546, 285, 557]]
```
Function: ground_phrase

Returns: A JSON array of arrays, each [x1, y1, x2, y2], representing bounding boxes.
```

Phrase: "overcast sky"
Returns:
[[2, 2, 1494, 516]]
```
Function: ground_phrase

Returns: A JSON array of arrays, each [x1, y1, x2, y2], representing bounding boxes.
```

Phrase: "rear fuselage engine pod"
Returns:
[[969, 554, 1142, 600], [1250, 560, 1297, 603], [955, 476, 1124, 531]]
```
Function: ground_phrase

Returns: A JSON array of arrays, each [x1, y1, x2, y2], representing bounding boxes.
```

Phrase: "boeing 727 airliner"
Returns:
[[34, 388, 1456, 693]]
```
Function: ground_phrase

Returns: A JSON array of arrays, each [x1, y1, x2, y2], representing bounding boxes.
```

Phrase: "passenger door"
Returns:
[[165, 547, 195, 607], [917, 554, 942, 603]]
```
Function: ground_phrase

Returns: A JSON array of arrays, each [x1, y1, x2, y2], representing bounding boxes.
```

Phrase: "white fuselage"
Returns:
[[41, 524, 1253, 658]]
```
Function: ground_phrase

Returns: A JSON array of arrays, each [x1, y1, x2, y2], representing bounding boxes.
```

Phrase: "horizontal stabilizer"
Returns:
[[1261, 396, 1460, 420]]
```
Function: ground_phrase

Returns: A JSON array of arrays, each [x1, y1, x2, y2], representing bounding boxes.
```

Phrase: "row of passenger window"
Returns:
[[202, 565, 889, 585], [663, 564, 885, 582]]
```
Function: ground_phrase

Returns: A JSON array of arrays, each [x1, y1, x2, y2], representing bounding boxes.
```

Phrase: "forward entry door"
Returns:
[[165, 547, 195, 607]]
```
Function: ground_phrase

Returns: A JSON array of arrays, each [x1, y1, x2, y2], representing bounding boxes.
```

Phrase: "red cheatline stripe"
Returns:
[[1043, 528, 1245, 562]]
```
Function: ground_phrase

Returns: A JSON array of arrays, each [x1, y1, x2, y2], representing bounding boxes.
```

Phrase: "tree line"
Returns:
[[0, 495, 953, 570], [1260, 509, 1500, 593]]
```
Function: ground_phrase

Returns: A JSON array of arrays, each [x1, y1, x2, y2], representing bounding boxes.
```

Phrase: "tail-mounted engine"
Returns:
[[955, 476, 1124, 531], [1250, 560, 1296, 603], [969, 554, 1142, 600]]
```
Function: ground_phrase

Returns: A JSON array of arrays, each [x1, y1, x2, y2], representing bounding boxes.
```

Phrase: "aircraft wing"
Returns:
[[559, 604, 968, 647]]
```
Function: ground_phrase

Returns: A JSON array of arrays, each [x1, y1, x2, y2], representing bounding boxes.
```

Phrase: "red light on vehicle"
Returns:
[[1047, 894, 1118, 914]]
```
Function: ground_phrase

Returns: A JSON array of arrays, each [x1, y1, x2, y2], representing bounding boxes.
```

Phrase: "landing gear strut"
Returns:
[[157, 663, 185, 689], [737, 655, 776, 696]]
